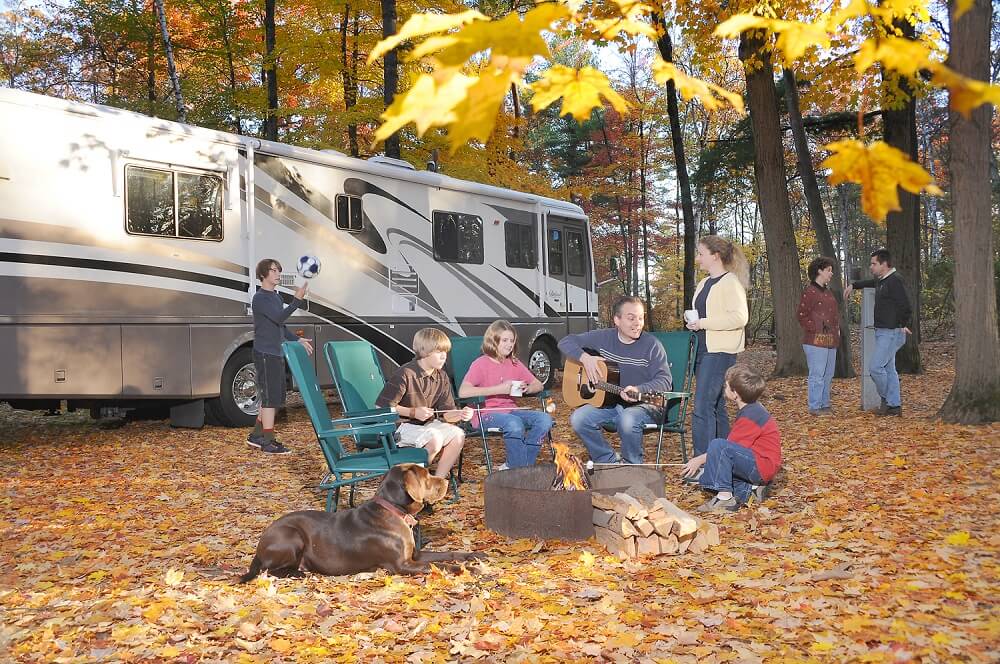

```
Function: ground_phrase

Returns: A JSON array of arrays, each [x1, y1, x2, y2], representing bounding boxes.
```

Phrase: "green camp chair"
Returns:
[[600, 331, 696, 464], [282, 341, 428, 512], [323, 340, 460, 502], [448, 335, 552, 475]]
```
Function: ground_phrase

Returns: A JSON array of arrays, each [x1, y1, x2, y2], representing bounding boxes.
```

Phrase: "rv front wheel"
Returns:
[[208, 347, 259, 427], [528, 340, 558, 390]]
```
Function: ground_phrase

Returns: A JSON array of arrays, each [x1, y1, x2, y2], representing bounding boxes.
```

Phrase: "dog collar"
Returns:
[[373, 496, 418, 528]]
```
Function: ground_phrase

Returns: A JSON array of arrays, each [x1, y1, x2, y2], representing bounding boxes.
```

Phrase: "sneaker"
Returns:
[[682, 467, 704, 485], [494, 463, 510, 472], [246, 433, 264, 449], [876, 405, 902, 417], [696, 496, 739, 513], [750, 484, 770, 504], [808, 409, 826, 416], [819, 407, 833, 415], [260, 440, 291, 455]]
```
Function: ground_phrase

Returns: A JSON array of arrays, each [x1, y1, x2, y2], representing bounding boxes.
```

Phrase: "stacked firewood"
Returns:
[[591, 485, 720, 559]]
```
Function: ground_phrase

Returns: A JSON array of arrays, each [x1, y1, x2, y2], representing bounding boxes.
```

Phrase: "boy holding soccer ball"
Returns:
[[247, 258, 313, 454]]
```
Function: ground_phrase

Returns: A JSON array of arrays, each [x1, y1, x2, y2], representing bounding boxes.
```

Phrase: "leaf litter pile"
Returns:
[[1, 341, 997, 662]]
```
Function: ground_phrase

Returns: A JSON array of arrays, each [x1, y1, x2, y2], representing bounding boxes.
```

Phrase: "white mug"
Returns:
[[684, 309, 700, 324], [509, 380, 526, 396]]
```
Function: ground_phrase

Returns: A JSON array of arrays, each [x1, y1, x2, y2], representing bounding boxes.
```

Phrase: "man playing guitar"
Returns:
[[558, 296, 673, 464]]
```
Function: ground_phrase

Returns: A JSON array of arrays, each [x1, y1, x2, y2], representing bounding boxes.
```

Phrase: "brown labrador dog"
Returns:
[[239, 464, 483, 581]]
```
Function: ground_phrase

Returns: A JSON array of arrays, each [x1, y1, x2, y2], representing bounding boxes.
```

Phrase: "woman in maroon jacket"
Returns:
[[797, 257, 841, 415]]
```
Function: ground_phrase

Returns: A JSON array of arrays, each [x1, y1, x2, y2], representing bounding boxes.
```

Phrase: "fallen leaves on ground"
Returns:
[[1, 341, 997, 662]]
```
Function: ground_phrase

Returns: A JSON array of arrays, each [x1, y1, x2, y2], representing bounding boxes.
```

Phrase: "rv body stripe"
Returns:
[[0, 217, 249, 276], [0, 253, 249, 292]]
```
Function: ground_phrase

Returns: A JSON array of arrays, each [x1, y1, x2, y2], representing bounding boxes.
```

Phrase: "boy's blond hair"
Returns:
[[412, 328, 451, 359], [481, 319, 520, 362], [725, 364, 766, 403]]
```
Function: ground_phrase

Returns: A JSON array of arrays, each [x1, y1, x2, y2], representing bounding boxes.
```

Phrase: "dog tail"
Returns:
[[238, 555, 263, 584]]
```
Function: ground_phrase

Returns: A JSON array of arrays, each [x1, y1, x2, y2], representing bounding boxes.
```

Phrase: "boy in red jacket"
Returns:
[[681, 364, 782, 513]]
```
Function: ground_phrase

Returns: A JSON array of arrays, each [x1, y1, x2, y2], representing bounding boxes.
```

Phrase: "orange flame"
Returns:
[[552, 442, 586, 490]]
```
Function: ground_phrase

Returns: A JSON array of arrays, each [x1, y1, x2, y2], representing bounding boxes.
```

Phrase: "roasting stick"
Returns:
[[434, 403, 557, 414], [585, 460, 686, 470]]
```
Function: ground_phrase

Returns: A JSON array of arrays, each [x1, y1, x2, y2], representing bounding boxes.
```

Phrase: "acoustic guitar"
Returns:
[[562, 350, 680, 409]]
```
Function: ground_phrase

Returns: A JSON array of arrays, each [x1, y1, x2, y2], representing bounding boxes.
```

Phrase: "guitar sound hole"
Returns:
[[578, 376, 595, 399]]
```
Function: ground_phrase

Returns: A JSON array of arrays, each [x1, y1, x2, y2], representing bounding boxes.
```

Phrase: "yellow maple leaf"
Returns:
[[821, 139, 943, 222], [651, 59, 744, 113], [854, 36, 934, 78], [713, 13, 771, 38], [944, 531, 971, 546], [578, 550, 596, 567], [590, 16, 658, 39], [890, 456, 906, 467], [931, 632, 951, 645], [160, 645, 181, 657], [164, 568, 184, 586], [952, 0, 974, 21], [374, 73, 475, 143], [426, 5, 564, 70], [930, 64, 1000, 118], [529, 65, 629, 120], [771, 19, 831, 62], [368, 10, 487, 64], [270, 637, 292, 653]]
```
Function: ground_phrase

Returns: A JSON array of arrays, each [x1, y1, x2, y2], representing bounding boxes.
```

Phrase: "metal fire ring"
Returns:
[[483, 463, 666, 541]]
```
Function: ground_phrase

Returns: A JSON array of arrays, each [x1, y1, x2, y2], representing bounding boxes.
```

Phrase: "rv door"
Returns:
[[545, 215, 592, 334]]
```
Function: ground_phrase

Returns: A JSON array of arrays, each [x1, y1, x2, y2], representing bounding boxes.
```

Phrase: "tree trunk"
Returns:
[[381, 0, 400, 159], [262, 0, 278, 141], [882, 18, 923, 373], [782, 68, 855, 378], [654, 17, 696, 311], [340, 3, 358, 156], [638, 113, 654, 328], [220, 4, 242, 134], [938, 0, 1000, 423], [739, 32, 806, 376], [146, 32, 156, 105], [152, 0, 185, 122]]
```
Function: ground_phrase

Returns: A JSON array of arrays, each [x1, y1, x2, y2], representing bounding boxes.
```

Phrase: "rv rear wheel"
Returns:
[[209, 347, 259, 427], [528, 340, 559, 390]]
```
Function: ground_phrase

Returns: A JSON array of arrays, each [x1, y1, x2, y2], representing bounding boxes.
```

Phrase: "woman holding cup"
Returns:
[[459, 320, 553, 469], [797, 256, 841, 415], [684, 235, 750, 483]]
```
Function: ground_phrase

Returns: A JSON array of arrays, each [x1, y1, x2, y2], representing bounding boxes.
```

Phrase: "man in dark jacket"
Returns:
[[844, 248, 912, 416]]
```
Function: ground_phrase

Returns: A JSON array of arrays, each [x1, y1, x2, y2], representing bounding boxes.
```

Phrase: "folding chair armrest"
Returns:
[[320, 420, 398, 439], [331, 409, 399, 427]]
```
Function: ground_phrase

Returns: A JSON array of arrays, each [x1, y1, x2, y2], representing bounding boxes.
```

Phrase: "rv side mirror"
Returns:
[[609, 257, 619, 277]]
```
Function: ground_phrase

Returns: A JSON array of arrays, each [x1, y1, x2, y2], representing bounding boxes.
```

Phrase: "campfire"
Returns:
[[550, 443, 589, 491]]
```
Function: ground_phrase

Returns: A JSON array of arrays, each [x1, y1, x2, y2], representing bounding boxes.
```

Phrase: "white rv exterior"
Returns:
[[0, 88, 597, 426]]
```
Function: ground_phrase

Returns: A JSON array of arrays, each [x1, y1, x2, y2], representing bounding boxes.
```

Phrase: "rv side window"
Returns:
[[432, 211, 483, 264], [126, 167, 175, 236], [125, 166, 223, 241], [504, 222, 536, 269], [336, 195, 364, 232], [567, 230, 586, 276], [178, 173, 223, 240], [547, 228, 564, 275]]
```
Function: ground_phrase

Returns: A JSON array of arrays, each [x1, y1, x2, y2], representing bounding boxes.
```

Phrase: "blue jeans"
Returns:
[[479, 410, 554, 468], [871, 328, 906, 407], [699, 438, 764, 504], [569, 404, 659, 464], [803, 344, 836, 411], [692, 349, 737, 456]]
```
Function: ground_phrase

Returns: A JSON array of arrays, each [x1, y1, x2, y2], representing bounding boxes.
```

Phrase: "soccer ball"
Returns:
[[296, 255, 321, 279]]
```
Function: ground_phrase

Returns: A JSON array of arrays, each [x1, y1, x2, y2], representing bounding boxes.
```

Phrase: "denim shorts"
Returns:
[[253, 350, 286, 408]]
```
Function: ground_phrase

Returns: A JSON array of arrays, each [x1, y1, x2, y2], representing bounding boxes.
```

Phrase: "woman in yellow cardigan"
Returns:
[[683, 235, 750, 483]]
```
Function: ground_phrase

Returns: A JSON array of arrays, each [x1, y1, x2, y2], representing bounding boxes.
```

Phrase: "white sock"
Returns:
[[716, 492, 734, 501]]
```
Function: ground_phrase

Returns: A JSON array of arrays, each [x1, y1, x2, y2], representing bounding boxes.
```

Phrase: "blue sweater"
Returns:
[[558, 328, 672, 393], [252, 288, 301, 356]]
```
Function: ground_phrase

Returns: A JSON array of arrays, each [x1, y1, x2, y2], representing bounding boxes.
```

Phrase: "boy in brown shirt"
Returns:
[[376, 328, 472, 478]]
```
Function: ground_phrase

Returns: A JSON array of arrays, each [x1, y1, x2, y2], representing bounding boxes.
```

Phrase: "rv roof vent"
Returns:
[[320, 148, 347, 157], [367, 155, 416, 170]]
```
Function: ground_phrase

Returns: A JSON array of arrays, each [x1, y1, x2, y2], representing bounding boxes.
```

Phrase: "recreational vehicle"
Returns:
[[0, 88, 597, 427]]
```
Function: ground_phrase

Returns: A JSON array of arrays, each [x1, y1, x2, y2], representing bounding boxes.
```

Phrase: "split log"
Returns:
[[688, 530, 709, 554], [648, 513, 677, 537], [636, 533, 661, 557], [625, 483, 660, 507], [653, 498, 698, 536], [594, 526, 636, 559], [632, 517, 655, 538], [608, 513, 639, 538], [591, 492, 633, 513], [592, 508, 614, 528], [658, 534, 679, 554], [612, 493, 648, 520]]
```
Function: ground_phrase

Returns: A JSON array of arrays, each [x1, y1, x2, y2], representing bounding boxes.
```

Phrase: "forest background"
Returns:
[[1, 0, 998, 422]]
